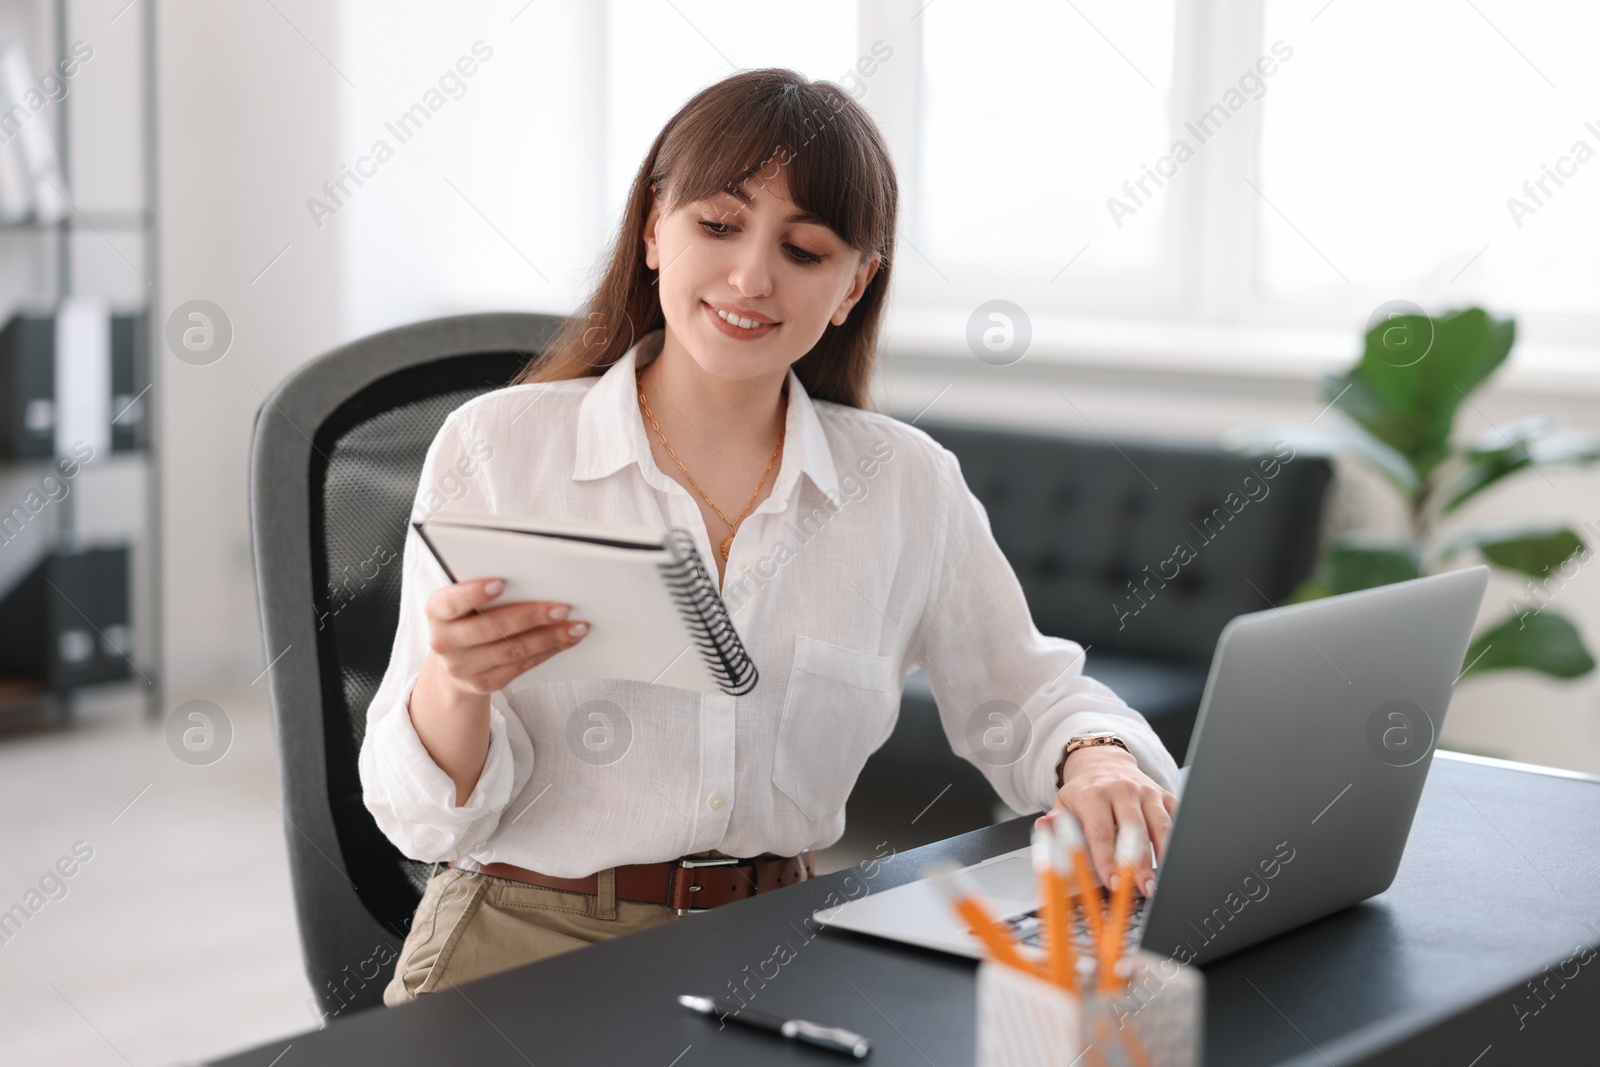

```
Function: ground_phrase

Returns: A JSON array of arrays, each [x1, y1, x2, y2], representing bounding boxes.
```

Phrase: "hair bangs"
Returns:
[[655, 81, 886, 259]]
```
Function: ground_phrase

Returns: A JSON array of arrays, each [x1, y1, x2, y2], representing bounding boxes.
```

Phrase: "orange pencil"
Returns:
[[929, 863, 1036, 977], [1032, 816, 1079, 992], [1053, 813, 1104, 942], [1092, 1008, 1154, 1067], [1097, 825, 1145, 996], [1082, 1018, 1114, 1067]]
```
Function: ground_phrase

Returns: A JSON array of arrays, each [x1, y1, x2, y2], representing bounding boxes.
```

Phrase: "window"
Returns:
[[1254, 0, 1600, 328], [889, 0, 1600, 351], [916, 0, 1177, 278], [336, 0, 1600, 356]]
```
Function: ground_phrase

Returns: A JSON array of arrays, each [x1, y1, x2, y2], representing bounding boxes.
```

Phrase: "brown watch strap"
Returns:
[[1054, 734, 1130, 790]]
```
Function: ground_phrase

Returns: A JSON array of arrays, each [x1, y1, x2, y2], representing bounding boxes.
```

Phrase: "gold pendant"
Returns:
[[719, 536, 733, 561]]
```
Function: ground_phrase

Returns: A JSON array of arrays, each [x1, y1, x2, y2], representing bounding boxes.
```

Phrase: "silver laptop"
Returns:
[[814, 566, 1491, 966]]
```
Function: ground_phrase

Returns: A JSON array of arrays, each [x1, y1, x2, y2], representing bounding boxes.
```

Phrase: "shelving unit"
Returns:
[[0, 0, 159, 731]]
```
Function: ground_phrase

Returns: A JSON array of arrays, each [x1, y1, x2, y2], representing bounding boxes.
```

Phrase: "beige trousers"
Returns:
[[383, 861, 685, 1006]]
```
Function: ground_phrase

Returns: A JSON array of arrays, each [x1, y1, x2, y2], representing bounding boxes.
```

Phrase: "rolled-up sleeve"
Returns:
[[357, 408, 535, 862], [907, 445, 1180, 815]]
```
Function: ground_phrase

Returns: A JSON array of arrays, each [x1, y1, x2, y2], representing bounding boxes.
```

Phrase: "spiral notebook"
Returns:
[[411, 512, 759, 696]]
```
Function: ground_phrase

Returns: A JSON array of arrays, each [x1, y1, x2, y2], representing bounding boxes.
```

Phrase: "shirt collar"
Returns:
[[572, 328, 841, 508]]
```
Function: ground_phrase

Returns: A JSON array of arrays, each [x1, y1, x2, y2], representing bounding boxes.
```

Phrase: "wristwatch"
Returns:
[[1054, 731, 1130, 789]]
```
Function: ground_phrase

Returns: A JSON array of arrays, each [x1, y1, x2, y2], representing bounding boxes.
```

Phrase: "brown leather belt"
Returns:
[[450, 849, 814, 913]]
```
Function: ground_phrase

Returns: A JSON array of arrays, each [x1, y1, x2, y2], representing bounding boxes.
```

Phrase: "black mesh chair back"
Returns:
[[250, 312, 565, 1017]]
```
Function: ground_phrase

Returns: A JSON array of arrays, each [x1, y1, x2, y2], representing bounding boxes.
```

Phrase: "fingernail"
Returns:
[[567, 622, 588, 638], [1143, 877, 1155, 896], [549, 604, 569, 621], [485, 579, 504, 596]]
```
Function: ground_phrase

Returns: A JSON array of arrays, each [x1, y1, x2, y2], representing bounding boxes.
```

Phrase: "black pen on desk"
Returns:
[[677, 994, 871, 1058]]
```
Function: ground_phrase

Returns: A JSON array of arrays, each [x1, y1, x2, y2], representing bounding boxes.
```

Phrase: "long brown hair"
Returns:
[[511, 68, 898, 409]]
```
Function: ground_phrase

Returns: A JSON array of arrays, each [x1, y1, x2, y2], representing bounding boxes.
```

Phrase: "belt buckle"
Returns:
[[675, 855, 747, 915]]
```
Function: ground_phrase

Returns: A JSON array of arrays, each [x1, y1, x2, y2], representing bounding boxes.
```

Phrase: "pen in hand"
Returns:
[[678, 994, 871, 1058]]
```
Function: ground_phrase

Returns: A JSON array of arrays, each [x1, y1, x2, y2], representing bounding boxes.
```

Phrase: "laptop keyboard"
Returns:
[[1002, 894, 1147, 953]]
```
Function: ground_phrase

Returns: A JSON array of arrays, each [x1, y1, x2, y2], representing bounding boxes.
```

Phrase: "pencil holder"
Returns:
[[974, 959, 1082, 1067], [974, 951, 1203, 1067], [1083, 950, 1204, 1067]]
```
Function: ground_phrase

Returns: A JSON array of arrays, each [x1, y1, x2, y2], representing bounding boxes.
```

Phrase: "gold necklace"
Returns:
[[637, 371, 786, 562]]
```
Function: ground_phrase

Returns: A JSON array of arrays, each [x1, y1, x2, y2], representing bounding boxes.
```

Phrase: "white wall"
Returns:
[[155, 0, 341, 694], [335, 0, 606, 337]]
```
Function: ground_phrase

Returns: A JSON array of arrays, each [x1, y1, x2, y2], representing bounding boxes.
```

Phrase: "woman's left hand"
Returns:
[[1041, 746, 1177, 897]]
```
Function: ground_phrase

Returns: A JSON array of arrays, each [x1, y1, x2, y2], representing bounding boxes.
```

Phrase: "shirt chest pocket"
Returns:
[[772, 636, 900, 822]]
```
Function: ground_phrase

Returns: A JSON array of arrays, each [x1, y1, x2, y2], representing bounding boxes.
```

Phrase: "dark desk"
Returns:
[[210, 753, 1600, 1066]]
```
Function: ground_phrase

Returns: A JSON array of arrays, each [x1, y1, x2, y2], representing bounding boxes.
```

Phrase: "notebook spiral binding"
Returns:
[[658, 529, 759, 696]]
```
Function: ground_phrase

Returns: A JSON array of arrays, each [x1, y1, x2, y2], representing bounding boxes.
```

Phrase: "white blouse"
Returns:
[[358, 328, 1180, 878]]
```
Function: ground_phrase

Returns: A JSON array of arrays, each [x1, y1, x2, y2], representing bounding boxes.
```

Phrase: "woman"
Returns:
[[362, 68, 1179, 1006]]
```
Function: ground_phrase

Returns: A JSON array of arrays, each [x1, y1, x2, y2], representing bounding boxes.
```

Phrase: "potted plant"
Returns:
[[1229, 306, 1600, 681]]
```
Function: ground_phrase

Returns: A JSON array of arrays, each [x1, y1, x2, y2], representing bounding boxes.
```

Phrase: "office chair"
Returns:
[[250, 312, 565, 1018]]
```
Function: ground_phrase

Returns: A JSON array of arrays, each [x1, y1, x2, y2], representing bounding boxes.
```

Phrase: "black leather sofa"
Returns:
[[860, 418, 1332, 806]]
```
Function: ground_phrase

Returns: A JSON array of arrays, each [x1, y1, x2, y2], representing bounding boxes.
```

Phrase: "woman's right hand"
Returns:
[[423, 577, 588, 697], [408, 577, 585, 806]]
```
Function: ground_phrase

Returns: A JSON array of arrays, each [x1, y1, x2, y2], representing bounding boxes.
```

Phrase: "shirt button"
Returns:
[[708, 793, 724, 810], [737, 559, 750, 572]]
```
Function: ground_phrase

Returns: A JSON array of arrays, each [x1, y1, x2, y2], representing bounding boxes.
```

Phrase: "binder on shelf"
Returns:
[[56, 297, 111, 459], [413, 513, 760, 696], [111, 311, 148, 452], [0, 311, 55, 460], [0, 308, 148, 461], [0, 544, 132, 691]]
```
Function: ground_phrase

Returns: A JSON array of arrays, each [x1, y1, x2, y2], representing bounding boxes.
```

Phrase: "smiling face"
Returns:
[[642, 166, 881, 384]]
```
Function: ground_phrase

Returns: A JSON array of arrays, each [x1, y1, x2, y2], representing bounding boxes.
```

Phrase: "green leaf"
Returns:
[[1321, 541, 1422, 596], [1324, 415, 1422, 499], [1322, 307, 1515, 481], [1459, 610, 1596, 680], [1453, 527, 1588, 578], [1439, 441, 1532, 513], [1439, 417, 1600, 513], [1321, 370, 1438, 469], [1283, 576, 1331, 604]]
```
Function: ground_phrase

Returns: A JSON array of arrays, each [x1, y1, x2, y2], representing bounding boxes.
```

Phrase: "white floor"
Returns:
[[0, 684, 312, 1067]]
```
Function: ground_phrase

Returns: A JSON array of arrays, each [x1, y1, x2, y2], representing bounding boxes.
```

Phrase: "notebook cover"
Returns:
[[413, 514, 728, 695]]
